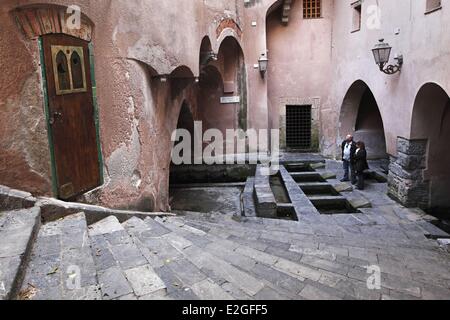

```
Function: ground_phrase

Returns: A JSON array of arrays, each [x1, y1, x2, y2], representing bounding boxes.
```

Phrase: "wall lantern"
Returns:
[[258, 53, 269, 78], [372, 39, 403, 75]]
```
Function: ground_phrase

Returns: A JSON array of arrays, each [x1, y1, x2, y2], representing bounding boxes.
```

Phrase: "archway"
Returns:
[[339, 81, 388, 160], [171, 101, 195, 165], [411, 83, 450, 212], [199, 36, 214, 69], [197, 36, 246, 156], [197, 65, 225, 131], [170, 65, 195, 99]]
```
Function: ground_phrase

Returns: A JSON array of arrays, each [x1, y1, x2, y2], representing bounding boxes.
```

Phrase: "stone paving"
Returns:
[[1, 157, 450, 300], [0, 207, 40, 299]]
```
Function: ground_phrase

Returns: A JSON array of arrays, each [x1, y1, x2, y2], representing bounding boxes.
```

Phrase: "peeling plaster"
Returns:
[[128, 40, 180, 75]]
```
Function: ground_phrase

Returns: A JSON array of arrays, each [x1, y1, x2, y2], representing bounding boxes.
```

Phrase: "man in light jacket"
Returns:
[[341, 134, 357, 184]]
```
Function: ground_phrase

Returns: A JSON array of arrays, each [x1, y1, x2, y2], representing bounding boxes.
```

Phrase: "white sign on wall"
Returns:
[[220, 96, 240, 104]]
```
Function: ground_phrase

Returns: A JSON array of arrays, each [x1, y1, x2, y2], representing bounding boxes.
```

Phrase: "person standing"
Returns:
[[354, 141, 370, 190], [341, 135, 357, 184]]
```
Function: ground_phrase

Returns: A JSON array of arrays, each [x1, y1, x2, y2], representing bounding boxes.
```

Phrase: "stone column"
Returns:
[[388, 137, 429, 208]]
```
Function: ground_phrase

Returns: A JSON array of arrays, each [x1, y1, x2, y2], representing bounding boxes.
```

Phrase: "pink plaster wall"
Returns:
[[1, 0, 450, 211], [266, 0, 333, 137], [0, 0, 248, 211], [0, 4, 52, 195], [326, 0, 450, 158]]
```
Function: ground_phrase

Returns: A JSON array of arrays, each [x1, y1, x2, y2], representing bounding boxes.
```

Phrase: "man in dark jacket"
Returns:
[[341, 135, 357, 184], [354, 141, 370, 190]]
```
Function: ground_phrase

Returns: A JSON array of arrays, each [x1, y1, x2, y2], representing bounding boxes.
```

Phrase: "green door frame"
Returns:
[[38, 37, 104, 198]]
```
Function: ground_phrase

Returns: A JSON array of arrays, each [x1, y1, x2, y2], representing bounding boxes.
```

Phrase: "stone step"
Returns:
[[19, 212, 100, 300], [331, 213, 376, 227], [126, 217, 255, 300], [297, 182, 336, 188], [307, 195, 348, 203], [170, 217, 365, 270], [0, 207, 41, 300], [176, 209, 441, 251], [181, 244, 265, 297], [284, 163, 315, 172], [290, 172, 326, 183], [366, 170, 388, 183], [179, 213, 339, 242], [161, 217, 363, 272], [320, 172, 338, 180], [242, 177, 257, 217], [174, 216, 450, 298], [37, 197, 174, 226], [175, 224, 362, 300], [416, 221, 450, 239], [121, 217, 202, 300], [88, 215, 124, 236], [178, 217, 450, 297], [198, 243, 305, 300], [179, 210, 328, 236], [0, 185, 37, 211], [88, 216, 167, 300], [181, 212, 441, 254], [136, 217, 302, 300]]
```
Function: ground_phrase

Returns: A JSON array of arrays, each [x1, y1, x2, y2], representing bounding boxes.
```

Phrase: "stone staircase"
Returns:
[[2, 201, 450, 300], [2, 177, 450, 300], [20, 212, 99, 300], [0, 207, 40, 300]]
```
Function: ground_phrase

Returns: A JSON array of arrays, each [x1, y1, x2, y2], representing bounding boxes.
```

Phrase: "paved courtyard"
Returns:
[[1, 157, 450, 300]]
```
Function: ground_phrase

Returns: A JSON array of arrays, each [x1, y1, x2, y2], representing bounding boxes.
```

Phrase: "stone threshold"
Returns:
[[0, 184, 174, 226], [37, 198, 175, 225]]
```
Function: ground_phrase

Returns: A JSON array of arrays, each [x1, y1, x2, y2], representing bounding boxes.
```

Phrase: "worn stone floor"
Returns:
[[1, 156, 450, 300]]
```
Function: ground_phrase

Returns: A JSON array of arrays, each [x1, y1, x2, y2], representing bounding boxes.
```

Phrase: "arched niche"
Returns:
[[411, 83, 450, 211], [339, 80, 387, 160]]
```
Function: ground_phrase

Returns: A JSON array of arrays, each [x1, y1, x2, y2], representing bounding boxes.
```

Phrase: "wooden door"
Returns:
[[42, 34, 101, 200]]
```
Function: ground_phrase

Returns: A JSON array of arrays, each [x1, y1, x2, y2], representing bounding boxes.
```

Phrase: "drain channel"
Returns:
[[286, 163, 361, 215]]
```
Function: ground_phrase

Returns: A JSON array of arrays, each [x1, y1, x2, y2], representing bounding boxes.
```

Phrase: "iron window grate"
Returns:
[[303, 0, 322, 19], [286, 105, 312, 150]]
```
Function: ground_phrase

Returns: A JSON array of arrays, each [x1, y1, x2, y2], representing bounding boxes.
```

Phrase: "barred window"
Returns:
[[303, 0, 322, 19]]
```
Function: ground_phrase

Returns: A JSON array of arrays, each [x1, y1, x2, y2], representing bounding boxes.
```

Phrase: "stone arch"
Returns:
[[339, 80, 387, 160], [197, 65, 225, 133], [266, 0, 293, 24], [216, 18, 242, 39], [215, 17, 243, 52], [217, 36, 245, 87], [199, 36, 214, 72], [170, 100, 196, 171], [266, 0, 284, 17], [196, 35, 247, 138], [170, 65, 194, 79], [410, 83, 450, 211], [216, 30, 244, 55], [12, 4, 94, 41], [169, 65, 195, 99], [175, 101, 195, 142]]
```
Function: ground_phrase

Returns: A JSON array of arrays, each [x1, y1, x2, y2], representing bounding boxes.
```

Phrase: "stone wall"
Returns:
[[0, 0, 252, 211], [388, 137, 429, 208]]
